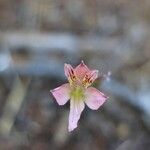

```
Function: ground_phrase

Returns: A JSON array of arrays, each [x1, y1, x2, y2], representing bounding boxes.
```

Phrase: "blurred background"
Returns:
[[0, 0, 150, 150]]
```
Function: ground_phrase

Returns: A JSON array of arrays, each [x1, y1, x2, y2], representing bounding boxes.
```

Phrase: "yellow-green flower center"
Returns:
[[70, 86, 85, 101]]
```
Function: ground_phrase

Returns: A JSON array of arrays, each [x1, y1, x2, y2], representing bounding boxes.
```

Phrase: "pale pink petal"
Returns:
[[82, 70, 99, 87], [64, 63, 76, 81], [68, 99, 85, 132], [74, 60, 90, 79], [50, 83, 70, 105], [86, 70, 99, 82], [85, 87, 108, 110]]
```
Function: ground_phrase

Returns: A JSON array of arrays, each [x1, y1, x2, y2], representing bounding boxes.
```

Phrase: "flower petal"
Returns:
[[85, 87, 108, 110], [74, 60, 90, 79], [68, 99, 85, 132], [64, 63, 76, 82], [50, 83, 70, 105], [82, 70, 99, 87]]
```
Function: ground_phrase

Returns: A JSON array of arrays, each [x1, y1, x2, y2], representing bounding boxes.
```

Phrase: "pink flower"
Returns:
[[50, 61, 108, 132]]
